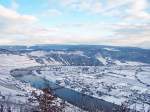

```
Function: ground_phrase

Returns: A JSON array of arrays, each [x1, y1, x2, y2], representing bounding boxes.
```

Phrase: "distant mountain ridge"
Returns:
[[0, 45, 150, 66]]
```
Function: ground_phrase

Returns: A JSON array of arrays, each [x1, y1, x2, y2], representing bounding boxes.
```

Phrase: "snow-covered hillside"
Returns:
[[0, 51, 87, 112], [31, 65, 150, 111], [0, 45, 150, 112], [0, 53, 39, 103]]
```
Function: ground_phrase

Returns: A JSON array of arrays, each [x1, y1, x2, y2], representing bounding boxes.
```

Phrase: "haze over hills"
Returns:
[[0, 45, 150, 66]]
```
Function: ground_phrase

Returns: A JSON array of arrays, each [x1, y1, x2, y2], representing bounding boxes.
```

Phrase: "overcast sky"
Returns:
[[0, 0, 150, 48]]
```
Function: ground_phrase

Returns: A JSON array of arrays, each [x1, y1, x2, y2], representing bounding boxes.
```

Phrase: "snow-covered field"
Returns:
[[0, 54, 39, 102], [0, 53, 88, 112], [0, 48, 150, 111], [32, 65, 150, 111]]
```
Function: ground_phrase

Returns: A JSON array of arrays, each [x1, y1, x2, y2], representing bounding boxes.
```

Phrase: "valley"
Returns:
[[0, 45, 150, 111]]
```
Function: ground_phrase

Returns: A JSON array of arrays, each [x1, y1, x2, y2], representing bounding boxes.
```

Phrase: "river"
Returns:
[[11, 69, 123, 112]]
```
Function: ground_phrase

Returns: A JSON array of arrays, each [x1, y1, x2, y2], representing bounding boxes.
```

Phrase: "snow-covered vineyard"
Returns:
[[0, 53, 87, 112], [0, 45, 150, 112]]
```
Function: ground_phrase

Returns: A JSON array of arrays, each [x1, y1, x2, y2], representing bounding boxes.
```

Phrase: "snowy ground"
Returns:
[[0, 54, 39, 102], [32, 65, 150, 111], [0, 52, 150, 111], [0, 53, 88, 112]]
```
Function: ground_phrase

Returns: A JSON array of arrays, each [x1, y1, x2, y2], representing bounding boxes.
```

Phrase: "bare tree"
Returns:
[[0, 104, 3, 112], [28, 88, 65, 112], [112, 102, 130, 112], [7, 107, 11, 112]]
